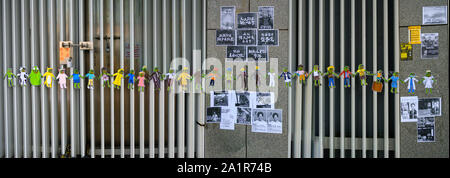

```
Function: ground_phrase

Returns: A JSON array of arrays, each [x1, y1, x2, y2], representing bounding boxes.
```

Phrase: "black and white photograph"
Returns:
[[257, 29, 279, 46], [210, 91, 230, 107], [267, 110, 283, 134], [418, 98, 442, 117], [258, 6, 274, 29], [236, 108, 252, 125], [421, 33, 439, 59], [234, 92, 251, 108], [220, 6, 235, 29], [206, 107, 222, 123], [252, 109, 268, 133], [423, 6, 448, 25], [417, 117, 435, 143], [226, 46, 247, 61], [255, 92, 274, 109], [236, 29, 257, 45], [247, 46, 268, 61], [401, 96, 419, 122], [220, 107, 237, 130], [237, 13, 258, 29], [216, 29, 236, 46]]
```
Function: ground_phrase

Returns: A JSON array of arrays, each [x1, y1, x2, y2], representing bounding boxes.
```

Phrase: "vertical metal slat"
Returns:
[[91, 0, 97, 158], [329, 0, 335, 158], [130, 0, 135, 158], [394, 0, 400, 158], [351, 0, 356, 158], [318, 0, 324, 158], [109, 0, 115, 158], [362, 0, 367, 158], [372, 0, 378, 158], [339, 0, 345, 158], [383, 0, 389, 158]]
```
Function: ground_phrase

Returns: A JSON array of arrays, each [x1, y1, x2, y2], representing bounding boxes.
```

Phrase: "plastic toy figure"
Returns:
[[355, 64, 371, 86], [295, 65, 308, 85], [112, 68, 124, 89], [224, 67, 234, 88], [149, 67, 164, 90], [386, 72, 401, 94], [56, 68, 69, 89], [165, 69, 176, 91], [17, 67, 29, 87], [404, 72, 419, 94], [237, 67, 248, 90], [323, 66, 339, 89], [42, 68, 56, 88], [421, 70, 435, 94], [29, 66, 42, 86], [251, 66, 262, 88], [3, 68, 16, 87], [267, 68, 277, 87], [84, 69, 96, 90], [126, 69, 136, 90], [207, 67, 219, 87], [375, 70, 386, 82], [137, 71, 148, 92], [69, 69, 82, 89], [309, 65, 323, 87], [177, 67, 192, 91], [99, 67, 112, 88], [371, 70, 386, 93], [279, 68, 293, 88], [339, 66, 353, 88]]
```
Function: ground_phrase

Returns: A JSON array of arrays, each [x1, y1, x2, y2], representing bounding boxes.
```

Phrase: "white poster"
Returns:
[[401, 96, 419, 122], [220, 107, 237, 130], [267, 109, 283, 134], [417, 117, 435, 143], [220, 6, 236, 29], [254, 92, 275, 109], [423, 6, 448, 25], [421, 33, 439, 59], [418, 98, 442, 117], [251, 109, 268, 133]]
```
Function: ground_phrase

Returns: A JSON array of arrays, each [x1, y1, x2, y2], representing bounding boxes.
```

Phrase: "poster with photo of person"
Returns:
[[210, 91, 230, 107], [421, 33, 439, 59], [255, 92, 275, 109], [220, 6, 236, 29], [423, 6, 448, 25], [258, 6, 274, 29], [417, 117, 435, 143], [220, 107, 237, 130], [233, 91, 251, 108], [206, 107, 222, 123], [401, 96, 419, 122], [267, 109, 283, 134], [252, 109, 268, 133], [418, 98, 442, 117], [236, 107, 252, 125]]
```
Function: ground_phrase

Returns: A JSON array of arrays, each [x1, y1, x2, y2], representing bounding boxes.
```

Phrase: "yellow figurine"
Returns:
[[177, 67, 192, 91], [112, 68, 124, 89], [42, 68, 56, 88]]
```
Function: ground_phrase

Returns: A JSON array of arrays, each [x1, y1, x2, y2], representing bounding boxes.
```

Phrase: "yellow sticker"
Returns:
[[408, 26, 421, 44]]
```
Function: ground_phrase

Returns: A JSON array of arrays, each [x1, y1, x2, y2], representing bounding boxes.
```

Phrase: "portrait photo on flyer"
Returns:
[[401, 96, 419, 122], [220, 6, 236, 29]]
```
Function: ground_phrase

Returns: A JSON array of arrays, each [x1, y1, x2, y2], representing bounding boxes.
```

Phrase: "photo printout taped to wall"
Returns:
[[252, 109, 268, 133], [418, 98, 442, 117], [232, 91, 252, 108], [221, 6, 236, 29], [236, 29, 257, 45], [417, 117, 435, 143], [220, 107, 237, 130], [206, 107, 222, 123], [226, 46, 247, 61], [254, 92, 275, 109], [267, 109, 282, 134], [401, 96, 419, 122], [258, 6, 274, 29], [423, 6, 448, 25], [237, 13, 258, 29], [236, 107, 252, 125], [210, 91, 231, 107], [421, 33, 439, 59], [247, 46, 268, 62], [216, 29, 236, 46], [258, 29, 279, 46]]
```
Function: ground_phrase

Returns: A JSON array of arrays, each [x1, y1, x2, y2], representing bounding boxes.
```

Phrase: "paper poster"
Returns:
[[237, 13, 258, 29], [236, 107, 252, 125], [254, 92, 275, 109], [258, 6, 274, 29], [417, 117, 435, 143], [408, 26, 421, 44], [221, 6, 236, 29], [216, 30, 236, 46], [423, 6, 448, 25], [233, 91, 251, 108], [400, 43, 413, 61], [236, 29, 257, 45], [401, 96, 419, 122], [257, 29, 279, 46], [220, 107, 237, 130], [421, 33, 439, 59], [252, 109, 268, 133], [247, 46, 268, 61], [59, 47, 71, 65], [226, 46, 247, 61], [206, 107, 222, 123], [418, 98, 442, 117], [210, 91, 231, 107], [267, 109, 282, 134]]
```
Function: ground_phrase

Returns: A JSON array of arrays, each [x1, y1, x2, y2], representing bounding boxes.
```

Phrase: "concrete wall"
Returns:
[[399, 0, 449, 158]]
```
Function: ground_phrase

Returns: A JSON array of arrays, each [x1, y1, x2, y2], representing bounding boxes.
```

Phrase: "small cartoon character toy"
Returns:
[[421, 70, 435, 94], [42, 68, 56, 88], [339, 66, 353, 88], [69, 69, 83, 89], [310, 65, 323, 87], [295, 65, 308, 85], [56, 68, 69, 89], [112, 68, 124, 89], [18, 66, 29, 87], [29, 66, 42, 86], [99, 67, 112, 88], [224, 67, 234, 88], [279, 68, 293, 88], [375, 70, 385, 83], [3, 68, 17, 87], [149, 67, 164, 90], [386, 72, 400, 94], [237, 67, 248, 90], [267, 68, 277, 87], [126, 69, 136, 90], [84, 69, 96, 90], [177, 67, 192, 91], [355, 64, 371, 86], [324, 66, 339, 89], [207, 67, 219, 87], [252, 66, 262, 88], [137, 71, 149, 92], [165, 69, 176, 91], [404, 72, 419, 94]]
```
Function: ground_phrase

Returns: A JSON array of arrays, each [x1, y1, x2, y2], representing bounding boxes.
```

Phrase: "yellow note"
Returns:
[[408, 26, 421, 44]]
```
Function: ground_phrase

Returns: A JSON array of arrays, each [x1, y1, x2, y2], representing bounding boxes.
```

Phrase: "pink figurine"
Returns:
[[56, 68, 68, 89]]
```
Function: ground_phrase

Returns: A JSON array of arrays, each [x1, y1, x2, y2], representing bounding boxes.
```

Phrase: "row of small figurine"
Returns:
[[276, 64, 436, 94]]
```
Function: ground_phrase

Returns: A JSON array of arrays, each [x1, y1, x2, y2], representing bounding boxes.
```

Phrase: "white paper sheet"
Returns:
[[401, 96, 419, 122], [220, 107, 237, 130]]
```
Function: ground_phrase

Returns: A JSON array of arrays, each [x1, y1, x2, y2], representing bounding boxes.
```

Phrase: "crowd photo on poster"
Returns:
[[417, 117, 435, 142]]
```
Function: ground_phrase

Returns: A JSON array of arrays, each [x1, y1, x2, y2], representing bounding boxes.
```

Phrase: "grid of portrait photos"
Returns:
[[217, 6, 278, 62], [401, 96, 441, 143], [207, 91, 282, 134]]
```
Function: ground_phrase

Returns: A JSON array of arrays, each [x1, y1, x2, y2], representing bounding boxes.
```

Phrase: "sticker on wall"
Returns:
[[408, 26, 421, 44], [237, 13, 258, 29], [423, 6, 448, 25], [401, 96, 419, 122], [226, 46, 247, 61], [220, 6, 236, 29], [247, 46, 268, 61], [417, 117, 435, 143], [258, 6, 274, 29], [400, 43, 413, 61], [236, 29, 257, 45], [421, 33, 439, 59], [257, 29, 279, 46], [418, 98, 441, 117], [216, 29, 236, 46]]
